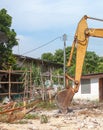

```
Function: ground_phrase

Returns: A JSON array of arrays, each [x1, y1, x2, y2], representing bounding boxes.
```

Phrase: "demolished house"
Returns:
[[0, 55, 63, 101]]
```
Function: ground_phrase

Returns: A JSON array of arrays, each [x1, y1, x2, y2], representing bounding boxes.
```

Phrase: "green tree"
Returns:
[[41, 52, 54, 61], [83, 51, 99, 74], [0, 8, 18, 69], [41, 46, 102, 75], [65, 46, 76, 76], [53, 49, 64, 64], [67, 50, 100, 75], [95, 56, 103, 73]]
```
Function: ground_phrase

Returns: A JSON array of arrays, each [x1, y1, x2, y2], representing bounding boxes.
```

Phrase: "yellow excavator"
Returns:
[[55, 15, 103, 113]]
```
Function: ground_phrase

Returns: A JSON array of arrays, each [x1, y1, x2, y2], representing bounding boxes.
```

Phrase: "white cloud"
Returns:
[[13, 35, 37, 55], [0, 0, 89, 32], [1, 0, 102, 32], [1, 0, 103, 57], [13, 34, 64, 58]]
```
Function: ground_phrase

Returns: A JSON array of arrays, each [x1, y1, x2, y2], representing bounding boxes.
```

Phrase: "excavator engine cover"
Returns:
[[55, 87, 74, 114]]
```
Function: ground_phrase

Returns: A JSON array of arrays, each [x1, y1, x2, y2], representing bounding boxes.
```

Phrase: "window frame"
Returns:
[[81, 79, 91, 94]]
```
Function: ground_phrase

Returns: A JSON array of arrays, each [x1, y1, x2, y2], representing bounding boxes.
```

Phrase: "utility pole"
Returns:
[[63, 34, 67, 88]]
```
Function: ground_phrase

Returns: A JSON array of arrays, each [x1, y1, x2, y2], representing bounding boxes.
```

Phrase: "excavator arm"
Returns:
[[55, 15, 103, 113], [68, 15, 103, 93]]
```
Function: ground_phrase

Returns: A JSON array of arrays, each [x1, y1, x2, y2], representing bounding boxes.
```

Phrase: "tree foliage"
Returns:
[[83, 51, 99, 74], [0, 8, 18, 70], [53, 49, 64, 64], [95, 57, 103, 73], [41, 52, 54, 61], [41, 46, 103, 75]]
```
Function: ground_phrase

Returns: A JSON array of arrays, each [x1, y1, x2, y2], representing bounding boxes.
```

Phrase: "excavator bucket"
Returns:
[[55, 87, 74, 114]]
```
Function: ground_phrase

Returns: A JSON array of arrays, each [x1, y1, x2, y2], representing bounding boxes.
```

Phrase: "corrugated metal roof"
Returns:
[[14, 54, 63, 67], [81, 73, 103, 79]]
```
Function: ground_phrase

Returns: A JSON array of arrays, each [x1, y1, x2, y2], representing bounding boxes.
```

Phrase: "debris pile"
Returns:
[[0, 99, 39, 123], [0, 100, 102, 130]]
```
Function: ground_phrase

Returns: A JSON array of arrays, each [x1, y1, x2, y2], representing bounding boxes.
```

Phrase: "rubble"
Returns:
[[0, 100, 102, 130], [0, 100, 39, 123]]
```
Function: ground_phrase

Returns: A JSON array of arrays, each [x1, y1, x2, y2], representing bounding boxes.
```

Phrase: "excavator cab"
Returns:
[[55, 15, 103, 113]]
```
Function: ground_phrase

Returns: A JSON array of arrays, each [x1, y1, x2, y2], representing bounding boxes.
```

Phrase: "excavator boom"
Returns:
[[55, 15, 103, 113]]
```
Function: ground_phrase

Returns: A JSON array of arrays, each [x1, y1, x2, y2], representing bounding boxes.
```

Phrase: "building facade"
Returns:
[[73, 73, 103, 101], [15, 54, 63, 73]]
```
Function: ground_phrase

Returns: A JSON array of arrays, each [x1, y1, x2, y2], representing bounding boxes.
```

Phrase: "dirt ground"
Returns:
[[0, 100, 103, 130]]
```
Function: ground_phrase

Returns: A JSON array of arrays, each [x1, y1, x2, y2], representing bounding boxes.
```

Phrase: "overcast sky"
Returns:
[[0, 0, 103, 58]]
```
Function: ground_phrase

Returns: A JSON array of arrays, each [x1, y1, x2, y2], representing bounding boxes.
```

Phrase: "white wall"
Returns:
[[73, 78, 99, 101]]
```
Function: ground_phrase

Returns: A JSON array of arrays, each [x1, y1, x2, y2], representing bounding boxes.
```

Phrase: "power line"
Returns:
[[22, 36, 61, 55]]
